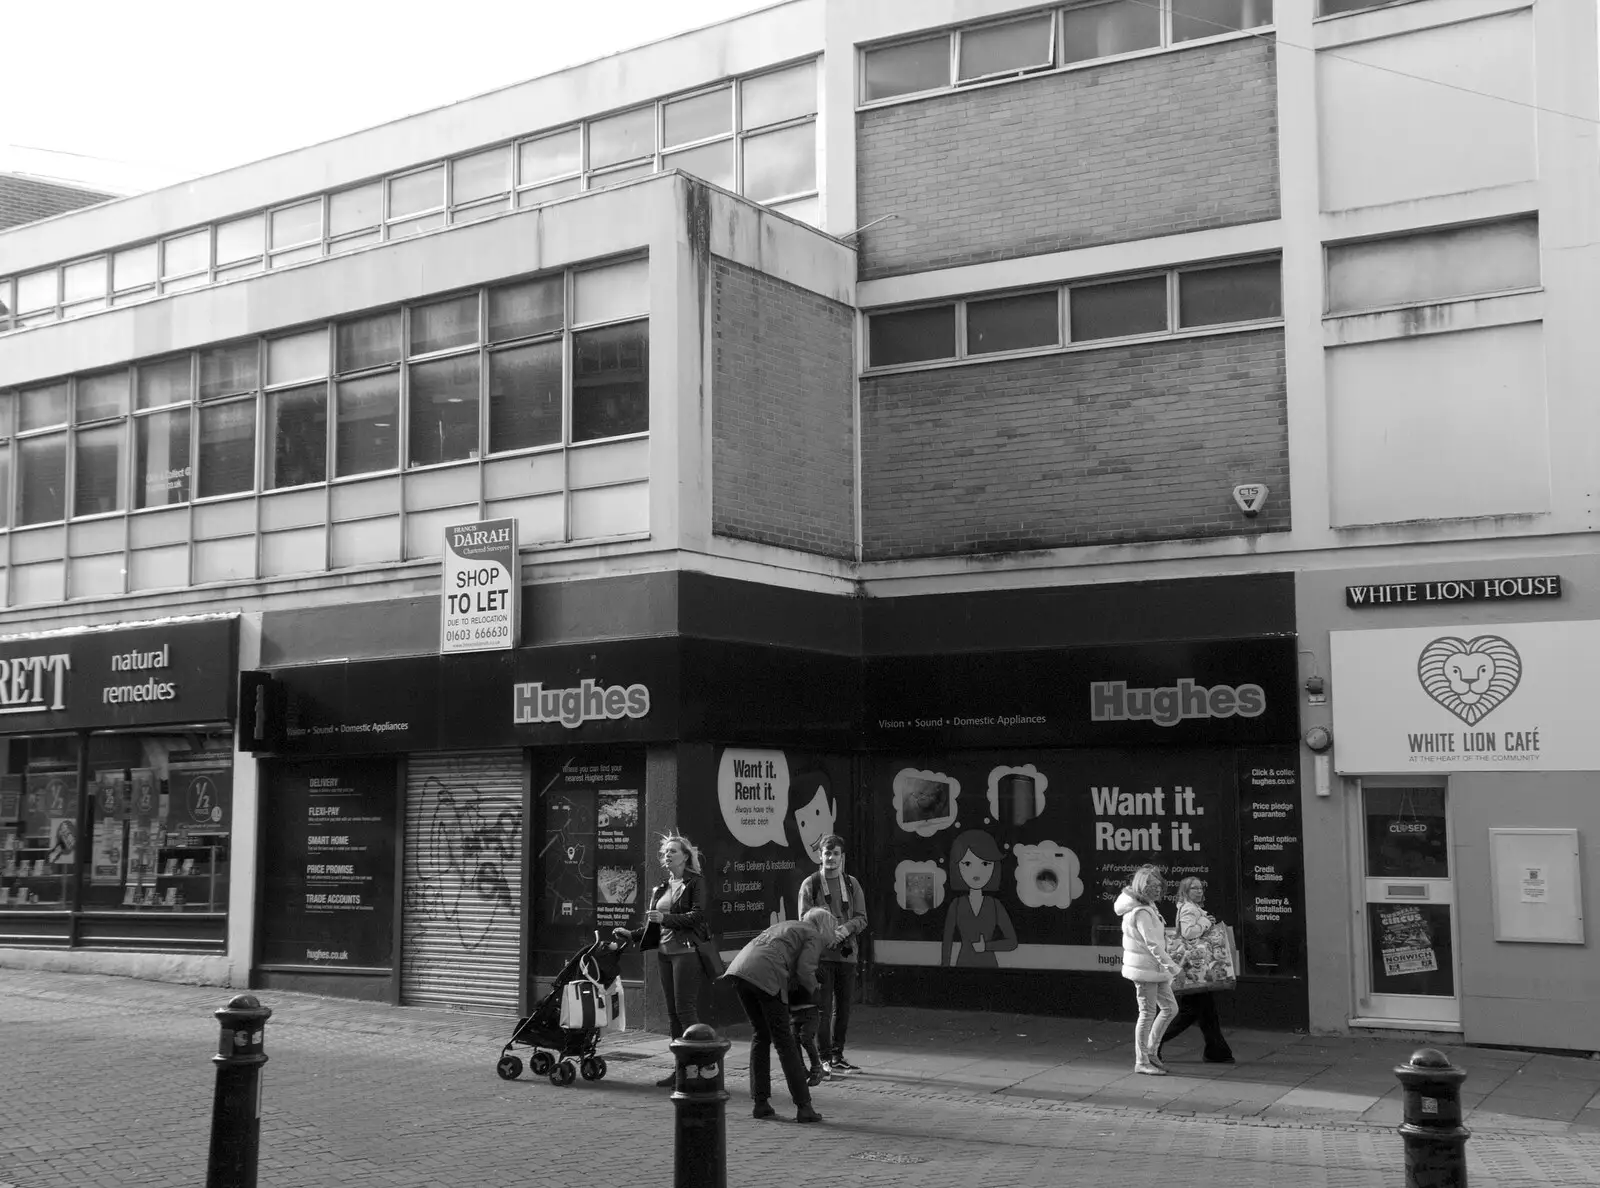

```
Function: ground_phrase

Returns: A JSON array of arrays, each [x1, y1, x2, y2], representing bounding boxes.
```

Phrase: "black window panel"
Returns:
[[489, 341, 563, 452], [336, 373, 400, 477], [571, 321, 649, 442], [17, 434, 66, 525], [1179, 260, 1282, 328], [266, 385, 328, 489], [197, 400, 255, 498], [489, 277, 564, 342], [337, 311, 402, 373], [967, 291, 1059, 355], [1069, 276, 1167, 341], [864, 36, 951, 101], [869, 305, 957, 366], [408, 356, 480, 466]]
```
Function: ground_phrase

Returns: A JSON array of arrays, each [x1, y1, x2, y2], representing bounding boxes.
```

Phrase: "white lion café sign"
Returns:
[[439, 518, 519, 655], [1329, 621, 1599, 772]]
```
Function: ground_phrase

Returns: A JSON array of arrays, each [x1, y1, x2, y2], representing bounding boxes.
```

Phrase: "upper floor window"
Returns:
[[1325, 216, 1539, 316], [862, 1, 1273, 103]]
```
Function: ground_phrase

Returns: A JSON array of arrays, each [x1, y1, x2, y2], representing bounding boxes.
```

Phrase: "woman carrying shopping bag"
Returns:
[[1159, 876, 1235, 1064], [1115, 864, 1180, 1076]]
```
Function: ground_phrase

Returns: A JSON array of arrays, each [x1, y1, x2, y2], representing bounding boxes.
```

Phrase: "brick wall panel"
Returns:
[[711, 258, 856, 558], [860, 331, 1288, 559], [856, 39, 1279, 279]]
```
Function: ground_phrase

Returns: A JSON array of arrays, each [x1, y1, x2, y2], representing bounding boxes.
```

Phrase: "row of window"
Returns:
[[861, 0, 1274, 103], [867, 258, 1281, 369], [0, 260, 650, 529], [0, 60, 818, 333]]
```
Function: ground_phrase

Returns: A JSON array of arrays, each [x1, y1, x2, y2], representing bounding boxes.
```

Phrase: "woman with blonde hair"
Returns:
[[617, 833, 708, 1087], [1114, 864, 1180, 1076]]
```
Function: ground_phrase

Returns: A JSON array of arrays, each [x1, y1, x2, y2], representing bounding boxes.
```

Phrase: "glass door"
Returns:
[[1358, 783, 1459, 1026]]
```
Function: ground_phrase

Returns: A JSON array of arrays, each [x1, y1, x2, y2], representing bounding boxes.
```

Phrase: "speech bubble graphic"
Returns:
[[717, 749, 790, 849], [895, 859, 947, 916], [986, 764, 1049, 827], [1013, 840, 1083, 909], [892, 768, 959, 837], [791, 778, 837, 862]]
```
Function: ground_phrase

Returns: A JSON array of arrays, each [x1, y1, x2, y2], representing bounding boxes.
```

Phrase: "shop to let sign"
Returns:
[[439, 519, 518, 655]]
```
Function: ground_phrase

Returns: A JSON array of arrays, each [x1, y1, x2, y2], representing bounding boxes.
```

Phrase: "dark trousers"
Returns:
[[1160, 992, 1232, 1061], [791, 1005, 822, 1072], [658, 951, 702, 1039], [816, 960, 856, 1060], [731, 978, 811, 1107]]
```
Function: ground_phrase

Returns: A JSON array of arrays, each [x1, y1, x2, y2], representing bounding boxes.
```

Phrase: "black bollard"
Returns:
[[1395, 1047, 1470, 1188], [671, 1023, 731, 1188], [207, 993, 272, 1188]]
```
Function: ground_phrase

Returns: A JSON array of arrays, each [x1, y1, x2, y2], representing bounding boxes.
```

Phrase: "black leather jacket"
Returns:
[[628, 871, 707, 951]]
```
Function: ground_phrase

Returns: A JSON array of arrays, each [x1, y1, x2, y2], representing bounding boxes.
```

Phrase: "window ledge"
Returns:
[[1323, 289, 1542, 347]]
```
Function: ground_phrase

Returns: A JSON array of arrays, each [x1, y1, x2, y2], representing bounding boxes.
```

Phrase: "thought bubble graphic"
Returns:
[[1013, 840, 1083, 910], [892, 768, 959, 837], [717, 749, 790, 849], [791, 778, 837, 862], [986, 764, 1048, 827], [895, 860, 947, 916]]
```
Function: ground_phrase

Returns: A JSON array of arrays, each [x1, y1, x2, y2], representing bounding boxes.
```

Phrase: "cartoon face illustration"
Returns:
[[1441, 653, 1495, 702], [958, 851, 992, 889], [1418, 635, 1522, 725], [792, 783, 837, 861]]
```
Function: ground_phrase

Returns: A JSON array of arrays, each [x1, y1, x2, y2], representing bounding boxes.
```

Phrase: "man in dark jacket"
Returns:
[[723, 907, 836, 1124]]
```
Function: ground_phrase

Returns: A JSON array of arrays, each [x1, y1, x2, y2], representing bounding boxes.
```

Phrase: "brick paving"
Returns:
[[2, 969, 1599, 1188]]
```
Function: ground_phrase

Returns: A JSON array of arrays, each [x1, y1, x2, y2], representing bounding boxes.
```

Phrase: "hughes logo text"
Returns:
[[513, 680, 650, 728], [1091, 679, 1265, 727]]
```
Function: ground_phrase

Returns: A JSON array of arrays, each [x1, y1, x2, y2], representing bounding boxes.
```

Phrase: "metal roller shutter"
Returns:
[[401, 751, 525, 1015]]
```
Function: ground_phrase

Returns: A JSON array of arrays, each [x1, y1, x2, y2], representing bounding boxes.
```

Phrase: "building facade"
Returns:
[[0, 0, 1596, 1049]]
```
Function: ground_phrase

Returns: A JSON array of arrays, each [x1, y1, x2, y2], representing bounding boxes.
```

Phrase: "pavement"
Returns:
[[3, 967, 1600, 1188]]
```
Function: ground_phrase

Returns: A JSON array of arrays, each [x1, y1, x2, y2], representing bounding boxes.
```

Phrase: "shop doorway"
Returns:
[[1354, 780, 1459, 1027]]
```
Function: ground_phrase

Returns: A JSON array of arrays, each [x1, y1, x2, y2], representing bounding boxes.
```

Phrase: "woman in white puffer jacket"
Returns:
[[1114, 864, 1180, 1076]]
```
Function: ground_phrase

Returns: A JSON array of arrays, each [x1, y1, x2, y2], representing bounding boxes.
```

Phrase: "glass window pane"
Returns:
[[408, 356, 480, 466], [113, 244, 158, 291], [573, 259, 648, 325], [489, 341, 563, 452], [452, 198, 510, 224], [17, 270, 57, 313], [663, 141, 735, 189], [967, 291, 1060, 354], [336, 373, 400, 477], [385, 212, 445, 240], [137, 357, 192, 410], [329, 184, 382, 236], [216, 214, 265, 266], [864, 36, 951, 102], [773, 195, 820, 226], [199, 342, 260, 400], [742, 61, 818, 129], [742, 123, 816, 203], [0, 443, 9, 527], [75, 423, 125, 516], [572, 321, 648, 442], [337, 311, 402, 372], [1172, 0, 1273, 43], [62, 259, 107, 304], [268, 330, 328, 385], [1061, 0, 1161, 64], [20, 384, 69, 431], [663, 88, 731, 148], [1364, 787, 1448, 879], [587, 162, 655, 190], [1179, 260, 1282, 327], [516, 178, 582, 207], [1327, 218, 1539, 315], [518, 129, 581, 185], [162, 231, 209, 278], [162, 274, 207, 295], [265, 384, 327, 489], [452, 146, 512, 205], [0, 279, 10, 321], [198, 399, 256, 499], [388, 166, 445, 219], [1321, 0, 1393, 12], [270, 244, 324, 268], [868, 305, 956, 366], [328, 230, 382, 255], [1070, 275, 1168, 340], [589, 106, 656, 169], [0, 394, 12, 437], [135, 407, 192, 508], [489, 276, 564, 342], [18, 433, 67, 525], [76, 371, 130, 423], [271, 200, 322, 249], [959, 15, 1054, 80], [410, 294, 479, 356]]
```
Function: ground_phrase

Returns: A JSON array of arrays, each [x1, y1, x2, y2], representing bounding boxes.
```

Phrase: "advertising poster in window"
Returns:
[[675, 747, 855, 957], [1368, 903, 1454, 996], [1236, 748, 1306, 978], [126, 769, 158, 898], [258, 761, 397, 969], [90, 771, 127, 886], [536, 749, 645, 976], [863, 749, 1242, 971], [166, 762, 233, 841], [25, 772, 80, 869]]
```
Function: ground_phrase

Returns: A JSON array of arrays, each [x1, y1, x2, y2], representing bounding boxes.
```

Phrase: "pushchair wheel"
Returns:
[[551, 1060, 577, 1086], [580, 1056, 607, 1081], [530, 1051, 555, 1076], [496, 1055, 523, 1081]]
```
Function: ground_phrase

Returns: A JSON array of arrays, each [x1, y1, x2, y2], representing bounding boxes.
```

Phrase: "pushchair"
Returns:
[[495, 932, 627, 1086]]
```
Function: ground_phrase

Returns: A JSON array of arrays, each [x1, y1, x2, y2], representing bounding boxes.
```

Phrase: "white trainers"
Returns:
[[1134, 1062, 1168, 1076], [822, 1060, 854, 1077]]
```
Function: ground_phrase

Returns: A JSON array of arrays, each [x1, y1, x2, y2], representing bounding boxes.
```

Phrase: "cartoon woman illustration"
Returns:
[[941, 829, 1018, 968]]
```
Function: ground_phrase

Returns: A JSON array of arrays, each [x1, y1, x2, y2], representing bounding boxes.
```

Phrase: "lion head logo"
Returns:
[[1417, 635, 1522, 725]]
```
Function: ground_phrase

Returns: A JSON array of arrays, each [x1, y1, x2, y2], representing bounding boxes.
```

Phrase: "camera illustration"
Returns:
[[1012, 840, 1083, 910]]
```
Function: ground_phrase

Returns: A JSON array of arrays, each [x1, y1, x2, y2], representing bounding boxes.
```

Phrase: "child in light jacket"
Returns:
[[1114, 864, 1180, 1076]]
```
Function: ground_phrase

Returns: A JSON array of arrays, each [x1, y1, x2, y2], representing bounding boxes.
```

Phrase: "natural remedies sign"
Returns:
[[439, 518, 518, 655]]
